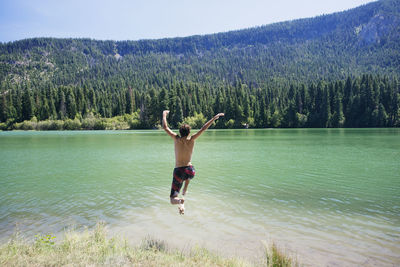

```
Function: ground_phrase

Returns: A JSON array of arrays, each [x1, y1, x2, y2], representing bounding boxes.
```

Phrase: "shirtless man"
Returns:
[[162, 110, 224, 214]]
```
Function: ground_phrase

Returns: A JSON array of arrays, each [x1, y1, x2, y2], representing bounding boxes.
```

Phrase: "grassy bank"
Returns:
[[0, 112, 252, 131], [0, 112, 225, 132], [0, 113, 141, 131], [0, 223, 296, 267]]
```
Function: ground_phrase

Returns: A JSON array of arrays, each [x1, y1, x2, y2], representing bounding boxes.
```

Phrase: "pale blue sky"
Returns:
[[0, 0, 376, 43]]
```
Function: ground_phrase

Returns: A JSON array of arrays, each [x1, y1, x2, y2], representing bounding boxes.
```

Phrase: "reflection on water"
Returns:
[[0, 129, 399, 266]]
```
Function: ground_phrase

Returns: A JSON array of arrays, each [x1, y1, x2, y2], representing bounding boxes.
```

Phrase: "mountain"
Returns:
[[1, 0, 399, 89], [0, 0, 399, 129]]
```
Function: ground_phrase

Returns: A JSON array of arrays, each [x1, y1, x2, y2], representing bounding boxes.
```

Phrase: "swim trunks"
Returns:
[[170, 165, 195, 197]]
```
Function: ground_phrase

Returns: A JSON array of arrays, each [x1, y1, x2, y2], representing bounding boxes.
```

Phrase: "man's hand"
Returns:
[[162, 110, 177, 138], [192, 112, 224, 140], [214, 113, 224, 119]]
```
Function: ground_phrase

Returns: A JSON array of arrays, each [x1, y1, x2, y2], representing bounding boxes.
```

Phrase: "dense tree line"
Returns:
[[0, 74, 398, 129]]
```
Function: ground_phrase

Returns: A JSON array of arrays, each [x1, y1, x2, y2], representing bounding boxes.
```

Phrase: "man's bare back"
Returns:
[[174, 136, 195, 167], [162, 110, 224, 215]]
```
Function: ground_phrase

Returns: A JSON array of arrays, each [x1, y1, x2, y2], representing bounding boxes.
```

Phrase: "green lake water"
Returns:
[[0, 129, 399, 266]]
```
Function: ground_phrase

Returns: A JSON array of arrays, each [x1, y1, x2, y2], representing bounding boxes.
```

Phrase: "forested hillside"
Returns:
[[0, 0, 399, 129]]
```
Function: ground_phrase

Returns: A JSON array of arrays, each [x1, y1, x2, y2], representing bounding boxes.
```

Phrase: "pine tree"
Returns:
[[331, 93, 345, 127], [22, 89, 34, 121], [58, 89, 67, 120], [343, 77, 353, 120], [126, 87, 133, 114], [76, 87, 85, 115], [322, 86, 331, 128], [377, 104, 388, 127], [66, 88, 77, 119], [243, 94, 250, 120], [139, 94, 151, 128], [172, 96, 184, 127], [0, 93, 6, 122], [48, 88, 57, 119], [88, 88, 97, 112], [283, 100, 298, 128], [234, 101, 245, 127], [7, 91, 17, 122], [389, 79, 399, 126], [38, 98, 50, 121], [259, 97, 267, 127]]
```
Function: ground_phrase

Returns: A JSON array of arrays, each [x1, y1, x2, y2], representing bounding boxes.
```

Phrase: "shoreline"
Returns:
[[0, 223, 295, 267], [1, 116, 399, 131]]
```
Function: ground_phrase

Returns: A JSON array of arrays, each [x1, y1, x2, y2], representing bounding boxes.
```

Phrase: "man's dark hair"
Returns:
[[179, 124, 191, 137]]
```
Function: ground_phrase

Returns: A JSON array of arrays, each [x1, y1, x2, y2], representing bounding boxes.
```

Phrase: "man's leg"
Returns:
[[170, 173, 183, 205], [170, 196, 184, 205], [170, 169, 188, 214], [170, 195, 185, 214], [182, 179, 190, 196]]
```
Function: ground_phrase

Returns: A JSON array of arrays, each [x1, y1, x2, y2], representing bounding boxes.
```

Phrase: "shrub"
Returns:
[[125, 112, 141, 129], [63, 118, 81, 130], [297, 113, 308, 128], [37, 120, 53, 130], [49, 120, 64, 130], [93, 120, 106, 130], [225, 119, 235, 129], [271, 111, 282, 128], [103, 121, 114, 130], [81, 112, 99, 130], [81, 117, 96, 130], [13, 120, 37, 130], [112, 120, 130, 130], [103, 116, 131, 130], [247, 117, 255, 128], [35, 120, 64, 131], [128, 118, 141, 129], [183, 112, 207, 129], [264, 242, 296, 267], [141, 236, 167, 252]]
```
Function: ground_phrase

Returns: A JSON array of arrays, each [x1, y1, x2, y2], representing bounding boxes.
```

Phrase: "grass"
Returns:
[[263, 241, 297, 267], [0, 222, 297, 267]]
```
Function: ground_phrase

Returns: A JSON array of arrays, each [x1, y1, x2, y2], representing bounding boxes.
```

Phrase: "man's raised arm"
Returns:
[[192, 113, 224, 140], [162, 110, 177, 138]]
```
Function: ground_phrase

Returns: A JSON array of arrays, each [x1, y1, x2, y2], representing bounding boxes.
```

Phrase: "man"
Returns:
[[162, 110, 224, 214]]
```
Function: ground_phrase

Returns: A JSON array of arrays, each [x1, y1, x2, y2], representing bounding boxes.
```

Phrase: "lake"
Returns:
[[0, 129, 399, 266]]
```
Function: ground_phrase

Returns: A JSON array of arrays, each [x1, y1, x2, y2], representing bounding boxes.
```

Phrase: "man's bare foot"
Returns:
[[178, 204, 185, 215], [178, 198, 185, 215]]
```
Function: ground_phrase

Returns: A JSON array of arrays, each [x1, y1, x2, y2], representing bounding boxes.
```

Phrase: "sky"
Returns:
[[0, 0, 376, 43]]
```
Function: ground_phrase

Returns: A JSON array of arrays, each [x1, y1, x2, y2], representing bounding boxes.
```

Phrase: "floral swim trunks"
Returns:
[[170, 165, 195, 197]]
